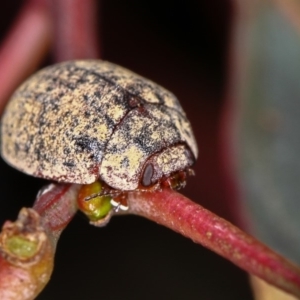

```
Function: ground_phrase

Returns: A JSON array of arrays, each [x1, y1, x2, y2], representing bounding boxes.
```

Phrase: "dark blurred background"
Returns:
[[0, 1, 253, 299]]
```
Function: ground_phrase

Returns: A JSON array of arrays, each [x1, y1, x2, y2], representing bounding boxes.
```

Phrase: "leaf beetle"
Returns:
[[1, 60, 198, 217]]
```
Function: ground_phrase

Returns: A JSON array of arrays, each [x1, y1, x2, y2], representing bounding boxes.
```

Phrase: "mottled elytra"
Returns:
[[1, 60, 198, 191]]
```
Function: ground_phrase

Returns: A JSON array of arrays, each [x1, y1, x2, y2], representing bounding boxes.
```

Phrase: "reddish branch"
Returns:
[[0, 209, 53, 300], [0, 0, 52, 115], [0, 184, 80, 300], [51, 0, 100, 61], [1, 185, 300, 299], [128, 189, 300, 298], [33, 184, 81, 243]]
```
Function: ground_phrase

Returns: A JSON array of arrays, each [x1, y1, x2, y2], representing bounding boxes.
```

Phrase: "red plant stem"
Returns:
[[128, 189, 300, 298], [0, 184, 80, 300], [1, 184, 300, 298], [0, 209, 54, 300], [33, 184, 81, 244], [0, 0, 52, 114], [51, 0, 100, 61]]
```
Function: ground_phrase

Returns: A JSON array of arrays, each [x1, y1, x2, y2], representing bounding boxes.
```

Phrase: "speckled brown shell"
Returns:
[[1, 60, 198, 190]]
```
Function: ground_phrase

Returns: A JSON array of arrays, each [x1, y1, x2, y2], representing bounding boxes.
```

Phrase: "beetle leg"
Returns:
[[110, 193, 129, 212], [161, 170, 190, 190]]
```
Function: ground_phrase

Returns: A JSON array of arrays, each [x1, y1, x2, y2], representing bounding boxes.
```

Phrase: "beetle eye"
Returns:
[[142, 163, 154, 187]]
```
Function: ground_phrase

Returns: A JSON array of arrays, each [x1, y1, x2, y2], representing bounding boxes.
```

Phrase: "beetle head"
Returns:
[[140, 144, 195, 189]]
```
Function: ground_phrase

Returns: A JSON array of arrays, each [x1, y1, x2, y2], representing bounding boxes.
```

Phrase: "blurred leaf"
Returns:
[[240, 1, 300, 264]]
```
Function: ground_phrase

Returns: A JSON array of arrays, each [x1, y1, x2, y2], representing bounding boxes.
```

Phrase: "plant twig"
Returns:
[[127, 189, 300, 298], [32, 183, 81, 243], [51, 0, 100, 61], [0, 209, 53, 300], [0, 184, 80, 300], [0, 0, 52, 114], [1, 184, 300, 299]]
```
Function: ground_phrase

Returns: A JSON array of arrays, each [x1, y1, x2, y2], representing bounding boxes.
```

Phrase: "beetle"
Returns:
[[1, 60, 198, 213]]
